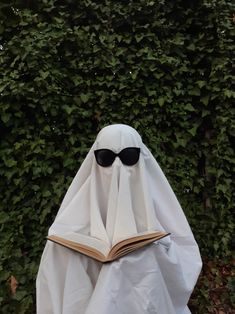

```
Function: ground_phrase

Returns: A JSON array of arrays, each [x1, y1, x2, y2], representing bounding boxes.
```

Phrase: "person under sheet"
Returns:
[[36, 124, 202, 314]]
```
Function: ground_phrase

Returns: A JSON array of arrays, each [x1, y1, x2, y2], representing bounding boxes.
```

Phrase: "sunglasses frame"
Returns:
[[94, 147, 141, 167]]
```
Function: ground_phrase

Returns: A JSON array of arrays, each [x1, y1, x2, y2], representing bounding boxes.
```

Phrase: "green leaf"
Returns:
[[196, 81, 207, 88], [43, 190, 51, 197], [201, 95, 210, 106], [188, 125, 198, 136], [63, 105, 74, 115], [1, 113, 11, 123], [39, 70, 49, 79], [158, 97, 165, 107], [135, 34, 144, 43], [187, 43, 196, 51], [80, 93, 90, 103], [4, 159, 17, 167], [224, 90, 235, 98], [184, 103, 195, 111], [189, 87, 201, 96]]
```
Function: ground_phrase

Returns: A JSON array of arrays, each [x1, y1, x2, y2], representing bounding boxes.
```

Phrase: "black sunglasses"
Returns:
[[94, 147, 140, 167]]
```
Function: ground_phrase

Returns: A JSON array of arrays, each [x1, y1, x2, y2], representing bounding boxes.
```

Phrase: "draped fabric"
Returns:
[[37, 124, 202, 314]]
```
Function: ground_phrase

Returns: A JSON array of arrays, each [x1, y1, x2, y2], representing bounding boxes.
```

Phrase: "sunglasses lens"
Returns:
[[94, 147, 140, 167], [119, 148, 140, 166], [95, 149, 116, 167]]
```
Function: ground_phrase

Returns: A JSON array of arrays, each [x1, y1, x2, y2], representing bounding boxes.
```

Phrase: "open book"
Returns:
[[47, 231, 170, 263]]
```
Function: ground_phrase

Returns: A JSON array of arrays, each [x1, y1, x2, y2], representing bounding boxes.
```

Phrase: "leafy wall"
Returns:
[[0, 0, 234, 313]]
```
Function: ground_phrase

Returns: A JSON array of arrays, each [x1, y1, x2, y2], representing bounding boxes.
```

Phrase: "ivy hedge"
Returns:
[[0, 0, 234, 313]]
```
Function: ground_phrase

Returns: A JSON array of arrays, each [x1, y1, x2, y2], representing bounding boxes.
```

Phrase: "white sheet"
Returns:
[[36, 124, 202, 314]]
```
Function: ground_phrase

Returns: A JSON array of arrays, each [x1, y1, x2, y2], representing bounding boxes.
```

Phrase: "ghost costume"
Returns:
[[36, 124, 202, 314]]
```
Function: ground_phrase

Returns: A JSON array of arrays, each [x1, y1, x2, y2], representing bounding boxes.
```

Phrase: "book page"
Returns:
[[112, 230, 168, 247], [111, 237, 162, 260], [48, 233, 110, 257], [108, 231, 170, 260]]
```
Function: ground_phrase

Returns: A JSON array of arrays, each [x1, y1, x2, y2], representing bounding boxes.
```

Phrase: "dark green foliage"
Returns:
[[0, 0, 234, 313]]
